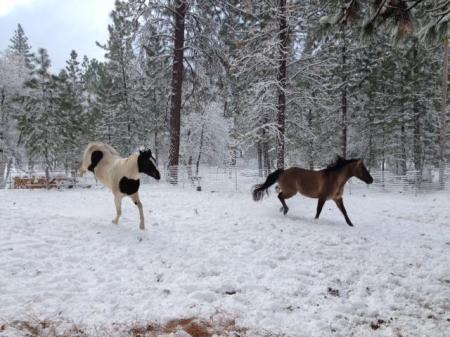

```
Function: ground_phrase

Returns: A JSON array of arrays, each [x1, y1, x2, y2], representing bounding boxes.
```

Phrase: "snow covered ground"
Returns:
[[0, 183, 449, 337]]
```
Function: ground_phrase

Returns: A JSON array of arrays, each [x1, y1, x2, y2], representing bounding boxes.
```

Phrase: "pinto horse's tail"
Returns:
[[252, 169, 284, 201]]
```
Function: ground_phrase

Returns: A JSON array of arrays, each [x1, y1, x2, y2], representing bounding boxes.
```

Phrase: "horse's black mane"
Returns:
[[324, 156, 360, 171]]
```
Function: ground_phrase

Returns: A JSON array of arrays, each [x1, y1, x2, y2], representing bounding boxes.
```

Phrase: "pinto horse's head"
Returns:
[[353, 159, 373, 184], [138, 149, 160, 180]]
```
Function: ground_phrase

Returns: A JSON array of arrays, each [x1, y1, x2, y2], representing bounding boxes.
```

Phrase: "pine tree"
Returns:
[[18, 48, 60, 180], [56, 50, 86, 174], [97, 0, 139, 154], [0, 25, 34, 186], [8, 24, 34, 70]]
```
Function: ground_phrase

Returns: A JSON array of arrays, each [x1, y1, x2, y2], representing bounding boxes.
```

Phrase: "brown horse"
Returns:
[[252, 157, 373, 227]]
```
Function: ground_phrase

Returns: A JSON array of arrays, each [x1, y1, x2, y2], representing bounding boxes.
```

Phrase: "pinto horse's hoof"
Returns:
[[139, 224, 145, 230], [112, 219, 119, 225]]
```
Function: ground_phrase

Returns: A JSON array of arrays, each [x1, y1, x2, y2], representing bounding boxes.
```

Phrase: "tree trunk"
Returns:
[[341, 25, 348, 158], [400, 123, 407, 175], [261, 116, 270, 175], [167, 0, 187, 184], [413, 105, 422, 175], [276, 0, 287, 169], [120, 50, 131, 152], [4, 157, 13, 188], [412, 39, 422, 185], [186, 155, 193, 182], [439, 34, 448, 189], [307, 108, 314, 169], [399, 79, 407, 176], [195, 123, 205, 176], [154, 129, 159, 166], [0, 155, 6, 188], [367, 107, 374, 170], [257, 141, 263, 177], [262, 139, 270, 176]]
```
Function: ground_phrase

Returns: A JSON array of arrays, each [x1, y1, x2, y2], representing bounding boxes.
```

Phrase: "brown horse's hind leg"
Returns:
[[315, 199, 326, 219], [278, 191, 296, 215], [334, 198, 354, 227], [278, 192, 289, 215]]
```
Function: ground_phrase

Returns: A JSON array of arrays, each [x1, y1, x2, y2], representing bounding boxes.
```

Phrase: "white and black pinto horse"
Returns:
[[79, 142, 160, 230]]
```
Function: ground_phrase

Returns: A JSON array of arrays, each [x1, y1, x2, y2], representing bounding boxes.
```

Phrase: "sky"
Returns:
[[0, 0, 115, 71]]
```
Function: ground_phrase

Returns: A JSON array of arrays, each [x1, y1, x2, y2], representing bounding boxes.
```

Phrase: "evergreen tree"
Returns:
[[56, 50, 86, 174], [97, 0, 140, 154], [17, 48, 60, 179], [8, 24, 34, 70]]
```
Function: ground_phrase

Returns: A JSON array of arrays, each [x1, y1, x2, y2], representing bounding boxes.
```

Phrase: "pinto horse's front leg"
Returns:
[[130, 193, 145, 230], [112, 193, 123, 225]]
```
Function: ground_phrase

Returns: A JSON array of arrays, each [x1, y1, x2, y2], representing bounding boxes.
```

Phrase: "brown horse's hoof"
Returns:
[[279, 207, 288, 215], [347, 223, 354, 227]]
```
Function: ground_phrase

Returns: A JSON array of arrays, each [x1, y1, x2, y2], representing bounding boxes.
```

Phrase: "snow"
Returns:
[[0, 184, 449, 337]]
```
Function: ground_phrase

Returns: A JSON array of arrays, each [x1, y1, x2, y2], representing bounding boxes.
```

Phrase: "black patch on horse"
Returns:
[[88, 151, 103, 172], [119, 177, 140, 195]]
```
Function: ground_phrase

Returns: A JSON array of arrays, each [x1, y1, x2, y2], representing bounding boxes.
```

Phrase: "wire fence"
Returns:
[[4, 164, 450, 195], [156, 165, 450, 195]]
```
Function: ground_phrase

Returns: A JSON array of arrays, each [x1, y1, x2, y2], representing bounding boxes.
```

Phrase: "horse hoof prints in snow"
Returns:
[[79, 142, 160, 230], [252, 157, 374, 227]]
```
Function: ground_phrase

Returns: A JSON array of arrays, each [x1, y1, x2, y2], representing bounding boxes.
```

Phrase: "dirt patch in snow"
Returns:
[[1, 316, 253, 337]]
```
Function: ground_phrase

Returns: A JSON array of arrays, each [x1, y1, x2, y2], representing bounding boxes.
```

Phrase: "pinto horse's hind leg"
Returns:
[[130, 193, 145, 230], [112, 193, 123, 225], [334, 198, 354, 227], [315, 199, 326, 219]]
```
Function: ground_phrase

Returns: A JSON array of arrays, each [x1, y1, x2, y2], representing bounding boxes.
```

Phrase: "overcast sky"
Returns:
[[0, 0, 115, 71]]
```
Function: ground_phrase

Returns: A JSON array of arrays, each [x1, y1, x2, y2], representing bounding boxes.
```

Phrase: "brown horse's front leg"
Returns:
[[315, 199, 325, 219], [334, 198, 354, 227]]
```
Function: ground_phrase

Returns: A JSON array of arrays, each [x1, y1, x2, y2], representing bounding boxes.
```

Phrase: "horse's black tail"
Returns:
[[252, 169, 284, 201]]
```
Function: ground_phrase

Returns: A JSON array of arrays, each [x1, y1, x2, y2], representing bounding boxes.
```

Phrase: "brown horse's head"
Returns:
[[352, 159, 373, 184]]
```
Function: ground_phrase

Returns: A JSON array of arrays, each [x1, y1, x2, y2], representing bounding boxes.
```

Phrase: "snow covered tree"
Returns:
[[96, 0, 140, 154], [0, 25, 34, 185], [8, 23, 34, 71], [17, 48, 60, 179], [0, 51, 29, 186], [55, 50, 87, 174]]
